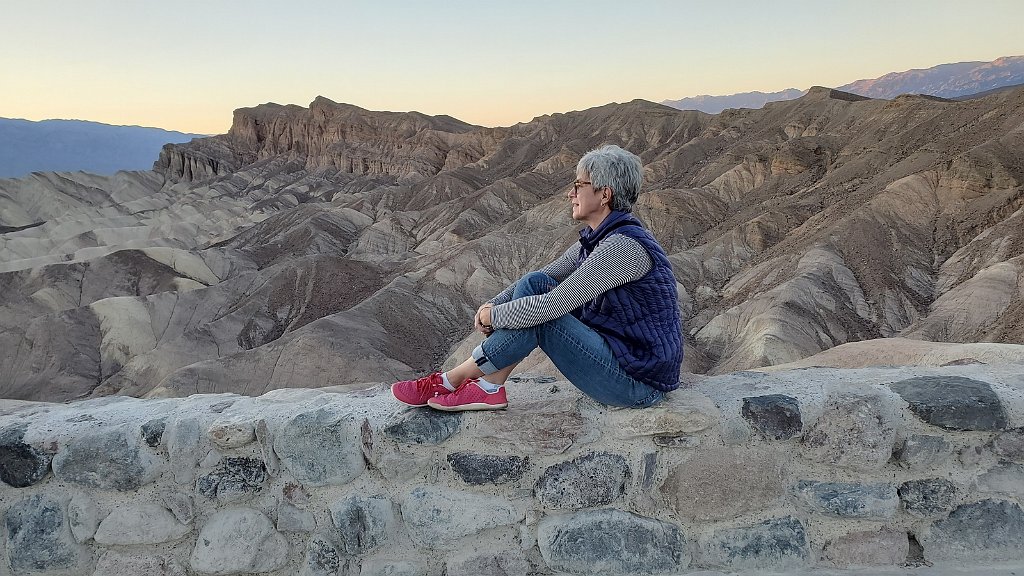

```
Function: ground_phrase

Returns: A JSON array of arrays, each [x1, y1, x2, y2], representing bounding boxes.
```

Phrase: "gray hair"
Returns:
[[576, 144, 643, 212]]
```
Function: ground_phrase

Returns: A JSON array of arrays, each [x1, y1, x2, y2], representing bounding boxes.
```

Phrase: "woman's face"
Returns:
[[569, 171, 611, 227]]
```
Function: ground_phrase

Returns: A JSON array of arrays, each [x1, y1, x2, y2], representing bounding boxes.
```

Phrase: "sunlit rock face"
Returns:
[[2, 87, 1024, 401]]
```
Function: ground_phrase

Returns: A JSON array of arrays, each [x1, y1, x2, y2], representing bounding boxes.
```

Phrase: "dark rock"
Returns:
[[302, 534, 348, 576], [742, 394, 802, 440], [52, 425, 163, 491], [890, 376, 1008, 431], [141, 418, 167, 448], [992, 428, 1024, 461], [0, 424, 52, 488], [703, 516, 809, 570], [330, 495, 396, 555], [197, 457, 267, 501], [538, 508, 688, 573], [795, 480, 898, 519], [447, 452, 528, 485], [893, 434, 950, 469], [382, 409, 462, 445], [534, 452, 629, 509], [924, 499, 1024, 561], [209, 400, 235, 413], [5, 494, 81, 573], [274, 407, 365, 486], [652, 434, 700, 448], [641, 452, 657, 490], [898, 478, 958, 517]]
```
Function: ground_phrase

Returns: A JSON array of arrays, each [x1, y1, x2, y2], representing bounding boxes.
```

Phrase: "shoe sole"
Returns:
[[427, 401, 508, 412]]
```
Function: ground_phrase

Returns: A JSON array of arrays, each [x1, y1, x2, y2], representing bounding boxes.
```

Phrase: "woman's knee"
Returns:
[[513, 271, 557, 298]]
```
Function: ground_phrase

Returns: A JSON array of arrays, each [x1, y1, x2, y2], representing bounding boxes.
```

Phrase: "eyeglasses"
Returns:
[[572, 180, 597, 194]]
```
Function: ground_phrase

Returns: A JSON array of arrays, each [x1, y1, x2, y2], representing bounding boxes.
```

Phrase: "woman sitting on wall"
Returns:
[[392, 144, 682, 411]]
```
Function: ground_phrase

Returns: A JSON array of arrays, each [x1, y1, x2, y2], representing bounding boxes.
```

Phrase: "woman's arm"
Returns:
[[487, 234, 653, 329]]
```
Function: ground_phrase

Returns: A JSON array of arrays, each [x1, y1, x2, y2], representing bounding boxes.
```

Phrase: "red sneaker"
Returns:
[[391, 372, 452, 407], [427, 380, 508, 411]]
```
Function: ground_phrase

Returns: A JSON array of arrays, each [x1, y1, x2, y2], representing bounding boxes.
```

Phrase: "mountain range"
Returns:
[[1, 84, 1022, 402], [663, 55, 1024, 113], [0, 118, 202, 179]]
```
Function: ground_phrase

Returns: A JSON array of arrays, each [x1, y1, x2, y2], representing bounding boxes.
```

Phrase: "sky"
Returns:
[[2, 0, 1022, 135]]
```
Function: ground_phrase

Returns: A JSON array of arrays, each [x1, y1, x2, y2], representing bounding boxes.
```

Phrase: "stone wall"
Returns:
[[2, 364, 1024, 575]]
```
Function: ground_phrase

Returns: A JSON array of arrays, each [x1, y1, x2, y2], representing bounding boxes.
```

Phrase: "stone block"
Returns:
[[278, 502, 316, 532], [168, 417, 203, 484], [538, 508, 688, 574], [94, 503, 190, 545], [275, 407, 365, 486], [823, 528, 909, 567], [445, 548, 529, 576], [141, 418, 167, 448], [447, 452, 528, 485], [992, 428, 1024, 461], [300, 534, 352, 576], [52, 425, 164, 491], [609, 392, 718, 438], [382, 408, 462, 444], [162, 492, 195, 525], [795, 480, 898, 519], [190, 508, 289, 575], [68, 492, 101, 543], [5, 494, 83, 574], [0, 423, 52, 488], [923, 499, 1024, 562], [330, 495, 396, 555], [899, 478, 958, 517], [701, 516, 809, 570], [534, 452, 629, 509], [742, 394, 802, 440], [472, 397, 587, 455], [976, 461, 1024, 498], [661, 446, 786, 521], [196, 456, 267, 502], [93, 551, 187, 576], [890, 376, 1008, 431], [800, 391, 900, 472], [208, 418, 256, 448], [359, 558, 428, 576], [894, 434, 951, 470], [652, 434, 700, 448], [401, 485, 521, 547]]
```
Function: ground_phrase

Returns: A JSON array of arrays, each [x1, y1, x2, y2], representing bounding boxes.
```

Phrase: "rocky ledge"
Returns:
[[2, 364, 1024, 575]]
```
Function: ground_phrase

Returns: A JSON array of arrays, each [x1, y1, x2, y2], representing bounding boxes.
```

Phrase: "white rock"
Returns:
[[190, 508, 289, 575], [94, 503, 190, 545], [68, 493, 101, 543]]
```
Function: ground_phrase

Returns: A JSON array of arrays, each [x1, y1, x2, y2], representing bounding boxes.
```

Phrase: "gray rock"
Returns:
[[661, 446, 786, 521], [5, 494, 82, 573], [300, 534, 351, 576], [894, 434, 951, 469], [538, 508, 688, 574], [534, 452, 629, 509], [800, 391, 900, 472], [358, 558, 428, 576], [255, 419, 282, 476], [401, 485, 521, 547], [93, 550, 187, 576], [94, 503, 190, 545], [899, 478, 959, 517], [167, 417, 203, 484], [702, 516, 809, 570], [382, 408, 462, 445], [197, 457, 267, 501], [0, 423, 52, 488], [141, 418, 167, 448], [472, 397, 587, 455], [445, 548, 529, 576], [992, 428, 1024, 461], [162, 492, 195, 525], [924, 499, 1024, 562], [976, 461, 1024, 498], [330, 495, 396, 555], [795, 480, 898, 519], [742, 394, 802, 440], [275, 407, 365, 486], [652, 434, 700, 448], [68, 493, 101, 543], [890, 376, 1008, 431], [447, 452, 528, 485], [52, 425, 164, 490], [278, 502, 316, 532], [190, 508, 289, 575], [823, 528, 909, 567]]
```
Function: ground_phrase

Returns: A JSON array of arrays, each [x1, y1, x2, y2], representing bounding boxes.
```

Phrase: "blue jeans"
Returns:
[[472, 272, 665, 408]]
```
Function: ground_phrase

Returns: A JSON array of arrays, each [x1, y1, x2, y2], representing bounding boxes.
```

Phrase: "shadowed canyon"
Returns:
[[2, 87, 1023, 402]]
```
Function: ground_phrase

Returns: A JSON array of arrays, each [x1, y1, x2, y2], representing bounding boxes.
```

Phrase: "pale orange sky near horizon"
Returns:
[[2, 0, 1022, 135]]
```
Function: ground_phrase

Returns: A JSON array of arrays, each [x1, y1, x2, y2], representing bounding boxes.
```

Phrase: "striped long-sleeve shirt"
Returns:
[[488, 234, 653, 330]]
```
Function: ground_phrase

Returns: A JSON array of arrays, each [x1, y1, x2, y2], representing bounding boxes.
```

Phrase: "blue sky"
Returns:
[[1, 0, 1021, 133]]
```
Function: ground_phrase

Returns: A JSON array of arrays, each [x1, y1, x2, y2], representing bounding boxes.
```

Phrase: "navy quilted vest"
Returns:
[[576, 211, 683, 392]]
